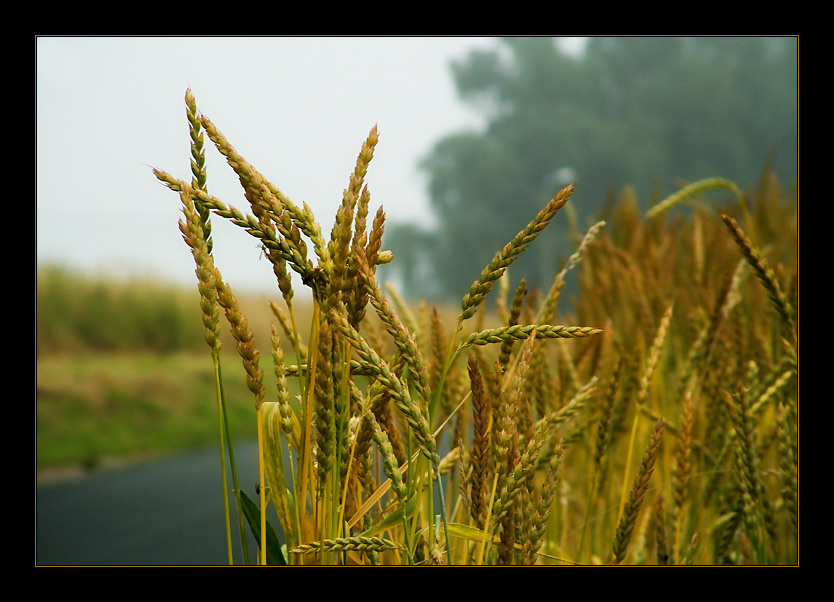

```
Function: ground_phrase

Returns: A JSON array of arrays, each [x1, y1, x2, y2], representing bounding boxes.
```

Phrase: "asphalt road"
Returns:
[[36, 440, 262, 566]]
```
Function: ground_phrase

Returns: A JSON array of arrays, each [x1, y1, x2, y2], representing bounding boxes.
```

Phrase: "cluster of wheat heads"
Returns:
[[570, 177, 797, 566], [154, 90, 796, 565]]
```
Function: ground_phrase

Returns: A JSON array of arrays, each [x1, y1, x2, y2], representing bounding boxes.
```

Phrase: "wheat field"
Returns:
[[151, 89, 797, 565]]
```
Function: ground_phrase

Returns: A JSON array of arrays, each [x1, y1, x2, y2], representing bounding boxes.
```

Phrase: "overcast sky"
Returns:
[[38, 36, 554, 293]]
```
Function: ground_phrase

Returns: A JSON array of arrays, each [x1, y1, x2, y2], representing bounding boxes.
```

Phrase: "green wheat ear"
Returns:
[[611, 419, 664, 565], [645, 177, 744, 219], [460, 183, 574, 323]]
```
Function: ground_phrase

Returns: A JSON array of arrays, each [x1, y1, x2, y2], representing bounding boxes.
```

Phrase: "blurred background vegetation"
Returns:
[[37, 265, 206, 355], [382, 36, 797, 302], [36, 266, 286, 472]]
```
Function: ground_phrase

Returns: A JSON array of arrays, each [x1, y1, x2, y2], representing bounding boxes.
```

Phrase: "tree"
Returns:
[[383, 36, 797, 302]]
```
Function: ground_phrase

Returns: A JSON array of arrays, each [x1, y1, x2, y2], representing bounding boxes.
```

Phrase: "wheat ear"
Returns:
[[467, 354, 492, 529], [291, 536, 404, 555], [154, 171, 320, 286], [616, 304, 673, 527], [776, 402, 797, 536], [537, 219, 606, 324], [645, 177, 744, 220], [461, 324, 602, 348], [199, 114, 330, 271], [611, 418, 664, 564], [722, 214, 797, 346], [460, 183, 573, 322], [330, 309, 438, 466], [525, 438, 566, 563], [654, 493, 670, 565], [328, 126, 378, 302]]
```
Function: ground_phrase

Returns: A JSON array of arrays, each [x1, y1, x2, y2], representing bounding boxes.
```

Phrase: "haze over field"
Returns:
[[38, 36, 580, 294], [37, 36, 794, 301]]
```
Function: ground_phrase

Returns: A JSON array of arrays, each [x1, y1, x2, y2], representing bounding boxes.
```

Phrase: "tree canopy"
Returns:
[[384, 36, 797, 302]]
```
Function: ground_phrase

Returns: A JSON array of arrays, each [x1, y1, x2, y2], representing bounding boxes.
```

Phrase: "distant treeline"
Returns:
[[385, 36, 797, 301], [37, 265, 207, 355]]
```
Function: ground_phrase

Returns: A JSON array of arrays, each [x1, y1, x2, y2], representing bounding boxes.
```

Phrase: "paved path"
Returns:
[[37, 441, 261, 566]]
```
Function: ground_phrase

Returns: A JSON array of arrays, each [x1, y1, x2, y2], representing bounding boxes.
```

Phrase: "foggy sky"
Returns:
[[37, 36, 523, 294]]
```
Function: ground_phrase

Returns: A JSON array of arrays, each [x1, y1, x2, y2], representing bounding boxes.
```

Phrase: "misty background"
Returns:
[[36, 36, 560, 297], [381, 36, 797, 303], [37, 35, 797, 304]]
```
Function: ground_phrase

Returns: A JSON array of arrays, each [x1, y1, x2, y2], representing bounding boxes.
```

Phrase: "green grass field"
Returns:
[[36, 350, 260, 472], [36, 262, 311, 474], [35, 270, 309, 475]]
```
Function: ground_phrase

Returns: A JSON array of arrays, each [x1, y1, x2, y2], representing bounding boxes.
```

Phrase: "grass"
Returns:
[[36, 350, 277, 472], [37, 265, 208, 356], [35, 266, 304, 474], [143, 89, 796, 565]]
